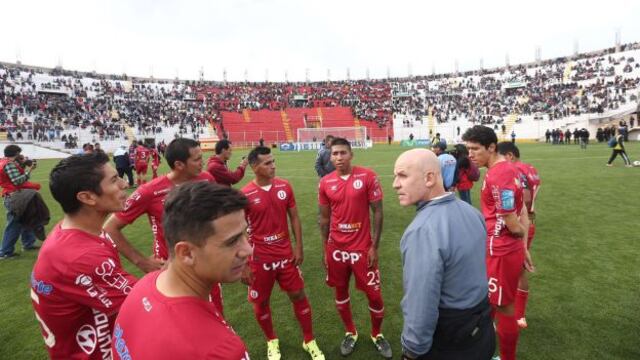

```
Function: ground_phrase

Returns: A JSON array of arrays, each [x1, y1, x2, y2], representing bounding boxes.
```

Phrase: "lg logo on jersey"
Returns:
[[75, 274, 113, 308], [332, 250, 361, 264]]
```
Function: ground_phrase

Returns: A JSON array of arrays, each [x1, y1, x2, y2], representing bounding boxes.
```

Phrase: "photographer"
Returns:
[[0, 145, 40, 259]]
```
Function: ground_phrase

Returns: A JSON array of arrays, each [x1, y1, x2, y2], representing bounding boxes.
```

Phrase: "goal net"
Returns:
[[296, 126, 371, 151]]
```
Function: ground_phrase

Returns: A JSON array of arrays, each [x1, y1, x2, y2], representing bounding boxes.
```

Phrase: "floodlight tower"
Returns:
[[199, 66, 205, 82], [505, 53, 510, 68], [305, 68, 310, 83], [573, 39, 579, 58], [535, 46, 542, 65], [615, 29, 621, 52], [346, 67, 351, 81], [366, 68, 370, 81], [386, 66, 390, 79]]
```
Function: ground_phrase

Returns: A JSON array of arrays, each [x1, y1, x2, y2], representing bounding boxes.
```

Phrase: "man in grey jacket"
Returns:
[[314, 135, 335, 177], [393, 148, 495, 360]]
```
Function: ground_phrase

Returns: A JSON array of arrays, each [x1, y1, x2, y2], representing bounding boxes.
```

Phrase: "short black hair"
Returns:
[[49, 152, 110, 214], [330, 137, 351, 151], [462, 125, 498, 149], [247, 146, 271, 166], [165, 138, 200, 169], [497, 141, 520, 158], [215, 139, 232, 155], [163, 182, 248, 254], [4, 144, 21, 157]]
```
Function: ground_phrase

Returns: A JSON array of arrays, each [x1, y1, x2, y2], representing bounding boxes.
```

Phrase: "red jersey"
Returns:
[[134, 146, 151, 164], [115, 172, 215, 260], [112, 271, 249, 360], [318, 166, 383, 251], [31, 224, 137, 360], [151, 149, 160, 166], [481, 161, 524, 257], [514, 161, 541, 213], [242, 178, 296, 262]]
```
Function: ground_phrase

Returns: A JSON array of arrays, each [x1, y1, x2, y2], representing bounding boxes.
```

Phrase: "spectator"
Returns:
[[113, 145, 134, 187], [431, 142, 457, 191], [314, 134, 335, 178], [451, 144, 480, 205]]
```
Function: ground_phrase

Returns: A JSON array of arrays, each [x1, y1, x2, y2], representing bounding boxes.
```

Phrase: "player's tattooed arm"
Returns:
[[370, 200, 383, 249], [500, 212, 526, 238], [318, 205, 330, 243], [288, 206, 304, 266], [104, 215, 164, 273]]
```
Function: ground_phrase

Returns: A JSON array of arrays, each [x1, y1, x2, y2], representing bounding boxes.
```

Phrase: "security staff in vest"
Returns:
[[0, 145, 39, 259], [392, 148, 494, 360]]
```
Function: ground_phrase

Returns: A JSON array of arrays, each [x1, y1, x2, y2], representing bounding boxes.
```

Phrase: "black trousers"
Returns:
[[117, 167, 135, 186], [608, 150, 631, 165]]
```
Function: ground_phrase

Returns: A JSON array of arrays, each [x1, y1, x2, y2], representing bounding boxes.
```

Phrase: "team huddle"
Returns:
[[28, 125, 540, 360]]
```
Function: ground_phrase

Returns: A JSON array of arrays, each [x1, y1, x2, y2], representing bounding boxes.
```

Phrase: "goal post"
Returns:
[[296, 126, 371, 151]]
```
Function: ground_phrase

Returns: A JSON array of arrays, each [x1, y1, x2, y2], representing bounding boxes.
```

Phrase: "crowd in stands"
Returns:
[[2, 41, 640, 146]]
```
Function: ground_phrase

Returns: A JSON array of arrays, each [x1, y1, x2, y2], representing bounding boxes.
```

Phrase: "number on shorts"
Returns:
[[367, 270, 381, 287], [488, 277, 498, 294], [31, 289, 56, 348]]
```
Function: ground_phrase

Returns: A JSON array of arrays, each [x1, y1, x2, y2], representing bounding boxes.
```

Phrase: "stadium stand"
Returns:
[[1, 41, 639, 152]]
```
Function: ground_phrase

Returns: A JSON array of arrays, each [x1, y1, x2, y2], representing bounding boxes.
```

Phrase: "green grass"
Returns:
[[1, 142, 639, 359]]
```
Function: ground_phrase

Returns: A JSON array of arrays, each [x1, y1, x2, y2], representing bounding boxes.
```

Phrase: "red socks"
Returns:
[[368, 296, 384, 337], [496, 311, 520, 360], [514, 289, 529, 320], [253, 302, 277, 340], [292, 297, 315, 343], [335, 287, 357, 334]]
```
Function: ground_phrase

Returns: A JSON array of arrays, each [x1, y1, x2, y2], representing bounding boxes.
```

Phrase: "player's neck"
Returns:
[[487, 153, 505, 168], [60, 210, 108, 237], [158, 263, 212, 301], [253, 177, 272, 187], [336, 165, 353, 177], [167, 170, 193, 185]]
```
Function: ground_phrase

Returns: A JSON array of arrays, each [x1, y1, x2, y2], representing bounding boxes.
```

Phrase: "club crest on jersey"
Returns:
[[277, 190, 287, 200], [353, 179, 363, 190]]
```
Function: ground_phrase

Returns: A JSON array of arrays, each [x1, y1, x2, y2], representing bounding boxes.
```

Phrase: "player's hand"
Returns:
[[367, 247, 378, 269], [293, 246, 304, 266], [138, 256, 165, 273], [524, 249, 535, 273], [322, 253, 327, 269], [240, 158, 249, 168], [241, 265, 254, 285]]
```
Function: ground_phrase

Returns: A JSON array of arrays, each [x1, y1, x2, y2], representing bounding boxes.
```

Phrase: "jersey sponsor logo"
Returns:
[[500, 190, 515, 211], [95, 258, 133, 295], [113, 324, 132, 360], [245, 190, 259, 196], [263, 232, 286, 243], [152, 188, 171, 196], [262, 259, 290, 271], [75, 274, 113, 308], [332, 249, 361, 264], [330, 185, 338, 191], [353, 179, 363, 190], [337, 222, 362, 233], [493, 217, 505, 237], [30, 273, 53, 296], [142, 297, 153, 312], [123, 192, 142, 211], [277, 190, 287, 200], [92, 308, 113, 359], [76, 324, 97, 355]]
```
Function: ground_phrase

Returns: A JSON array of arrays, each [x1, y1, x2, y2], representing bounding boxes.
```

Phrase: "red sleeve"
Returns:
[[367, 171, 383, 203], [287, 182, 296, 209], [115, 188, 149, 224], [62, 248, 137, 316], [208, 160, 245, 185], [490, 169, 518, 215], [318, 180, 329, 206]]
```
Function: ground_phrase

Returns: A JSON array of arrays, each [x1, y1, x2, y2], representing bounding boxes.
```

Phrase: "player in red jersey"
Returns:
[[497, 142, 541, 329], [112, 182, 251, 360], [463, 126, 533, 360], [134, 141, 151, 186], [151, 147, 161, 179], [31, 152, 137, 359], [241, 146, 325, 360], [104, 138, 225, 314], [318, 138, 392, 359]]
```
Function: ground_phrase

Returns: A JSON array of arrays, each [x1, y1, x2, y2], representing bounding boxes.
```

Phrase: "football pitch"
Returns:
[[1, 142, 639, 360]]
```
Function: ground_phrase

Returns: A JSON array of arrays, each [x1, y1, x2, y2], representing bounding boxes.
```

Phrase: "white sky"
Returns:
[[2, 0, 640, 82]]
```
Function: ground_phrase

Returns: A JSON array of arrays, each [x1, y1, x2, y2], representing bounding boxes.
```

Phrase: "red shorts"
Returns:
[[486, 248, 524, 307], [324, 242, 382, 297], [135, 162, 148, 174], [527, 223, 536, 249], [247, 257, 304, 303]]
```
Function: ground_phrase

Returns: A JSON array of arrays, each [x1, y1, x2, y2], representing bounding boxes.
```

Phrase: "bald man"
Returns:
[[393, 149, 495, 360]]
